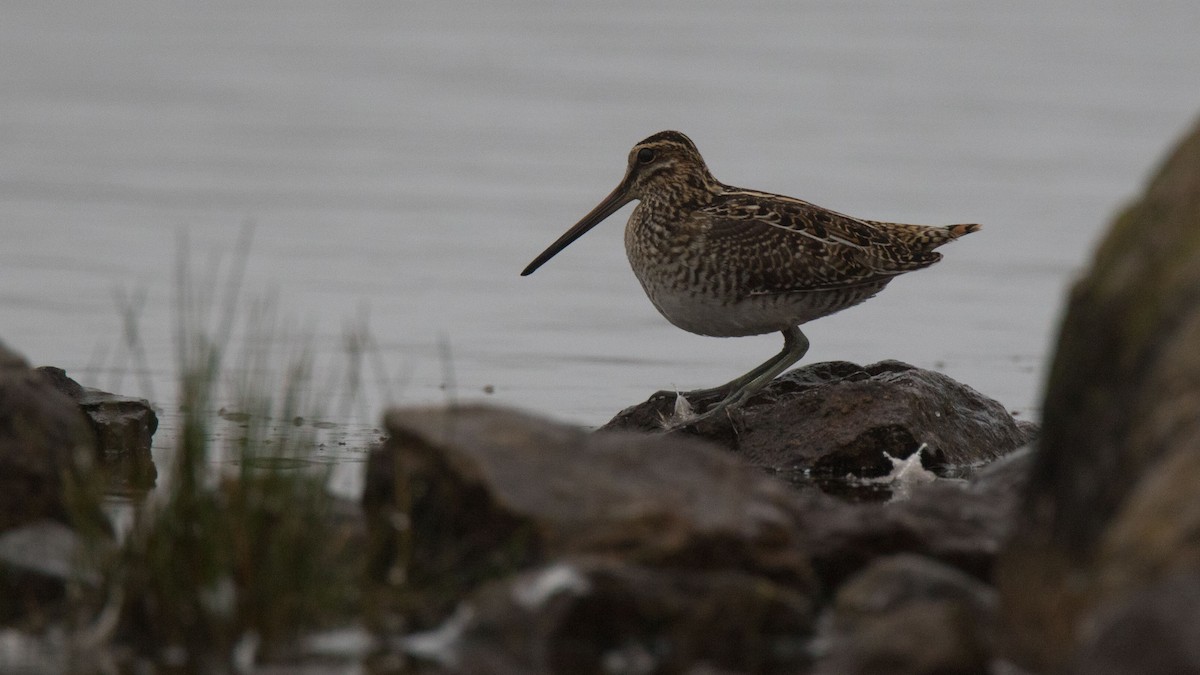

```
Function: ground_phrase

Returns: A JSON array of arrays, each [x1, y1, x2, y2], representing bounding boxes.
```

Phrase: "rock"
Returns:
[[0, 627, 69, 674], [604, 361, 1035, 477], [821, 601, 989, 675], [814, 554, 997, 675], [365, 401, 1037, 669], [79, 388, 158, 492], [36, 369, 159, 446], [403, 559, 814, 674], [1068, 573, 1200, 675], [0, 520, 98, 624], [35, 367, 158, 490], [32, 366, 84, 400], [827, 554, 996, 632], [78, 389, 157, 457], [364, 405, 819, 629], [367, 404, 1039, 671], [0, 342, 98, 534], [798, 447, 1032, 587], [996, 116, 1200, 670]]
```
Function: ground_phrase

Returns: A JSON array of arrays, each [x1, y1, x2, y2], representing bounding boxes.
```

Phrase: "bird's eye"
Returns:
[[636, 148, 656, 164]]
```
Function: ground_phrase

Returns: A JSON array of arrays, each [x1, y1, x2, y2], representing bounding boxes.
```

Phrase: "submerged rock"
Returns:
[[365, 405, 818, 631], [997, 116, 1200, 671], [604, 360, 1035, 477]]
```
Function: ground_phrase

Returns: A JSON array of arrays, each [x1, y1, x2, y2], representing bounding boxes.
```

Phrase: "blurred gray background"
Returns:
[[3, 0, 1199, 431]]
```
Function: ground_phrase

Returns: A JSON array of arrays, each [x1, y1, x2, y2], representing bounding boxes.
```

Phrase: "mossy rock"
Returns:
[[999, 114, 1200, 670]]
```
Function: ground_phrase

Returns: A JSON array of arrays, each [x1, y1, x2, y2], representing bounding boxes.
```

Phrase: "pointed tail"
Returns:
[[945, 223, 981, 238]]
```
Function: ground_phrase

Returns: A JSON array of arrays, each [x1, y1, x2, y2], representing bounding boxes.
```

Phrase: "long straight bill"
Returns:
[[520, 182, 632, 276]]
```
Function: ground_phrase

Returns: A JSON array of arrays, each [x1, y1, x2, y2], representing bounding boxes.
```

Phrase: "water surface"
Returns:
[[3, 1, 1199, 451]]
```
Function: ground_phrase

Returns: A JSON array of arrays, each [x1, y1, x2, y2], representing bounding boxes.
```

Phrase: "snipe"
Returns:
[[522, 130, 979, 423]]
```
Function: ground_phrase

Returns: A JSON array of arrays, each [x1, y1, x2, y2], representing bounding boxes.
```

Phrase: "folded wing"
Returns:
[[699, 189, 978, 297]]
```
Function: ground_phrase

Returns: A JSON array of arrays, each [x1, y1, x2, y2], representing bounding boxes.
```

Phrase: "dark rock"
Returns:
[[821, 601, 989, 675], [997, 116, 1200, 670], [0, 628, 69, 673], [366, 404, 1039, 672], [813, 554, 996, 675], [78, 389, 158, 491], [0, 342, 98, 534], [404, 559, 814, 675], [0, 519, 99, 624], [798, 448, 1032, 587], [35, 367, 158, 492], [827, 554, 997, 632], [604, 361, 1034, 477], [364, 405, 819, 629], [36, 367, 158, 456], [34, 366, 84, 400], [78, 389, 157, 458], [1068, 573, 1200, 675]]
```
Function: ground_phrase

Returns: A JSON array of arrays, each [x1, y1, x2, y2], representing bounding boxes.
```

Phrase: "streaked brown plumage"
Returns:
[[522, 130, 979, 422]]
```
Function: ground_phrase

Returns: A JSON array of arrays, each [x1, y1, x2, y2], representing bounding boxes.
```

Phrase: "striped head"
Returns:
[[521, 130, 719, 276], [621, 130, 720, 200]]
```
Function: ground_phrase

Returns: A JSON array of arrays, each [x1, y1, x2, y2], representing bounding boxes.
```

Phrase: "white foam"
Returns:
[[860, 443, 939, 501], [398, 605, 474, 668], [512, 563, 592, 608]]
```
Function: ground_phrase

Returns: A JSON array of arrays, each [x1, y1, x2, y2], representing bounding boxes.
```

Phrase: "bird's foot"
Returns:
[[658, 389, 745, 430], [654, 390, 698, 429]]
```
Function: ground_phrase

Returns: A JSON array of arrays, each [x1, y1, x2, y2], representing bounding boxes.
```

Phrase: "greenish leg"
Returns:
[[689, 326, 809, 421]]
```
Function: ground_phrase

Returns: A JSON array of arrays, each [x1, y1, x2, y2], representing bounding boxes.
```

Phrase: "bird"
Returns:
[[521, 130, 979, 423]]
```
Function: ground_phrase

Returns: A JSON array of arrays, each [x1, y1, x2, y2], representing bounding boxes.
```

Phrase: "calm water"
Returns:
[[3, 1, 1199, 458]]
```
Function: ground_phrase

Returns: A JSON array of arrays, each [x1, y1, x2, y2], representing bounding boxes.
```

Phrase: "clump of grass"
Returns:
[[87, 228, 362, 669]]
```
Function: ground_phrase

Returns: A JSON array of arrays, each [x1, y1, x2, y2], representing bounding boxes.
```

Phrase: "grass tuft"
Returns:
[[71, 228, 363, 670]]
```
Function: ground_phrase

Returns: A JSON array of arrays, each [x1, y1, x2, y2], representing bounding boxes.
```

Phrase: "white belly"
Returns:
[[641, 287, 789, 337], [632, 268, 887, 338], [623, 209, 887, 338]]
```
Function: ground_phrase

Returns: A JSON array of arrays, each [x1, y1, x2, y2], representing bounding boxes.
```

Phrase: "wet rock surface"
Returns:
[[799, 448, 1032, 587], [997, 116, 1200, 671], [604, 360, 1036, 477]]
